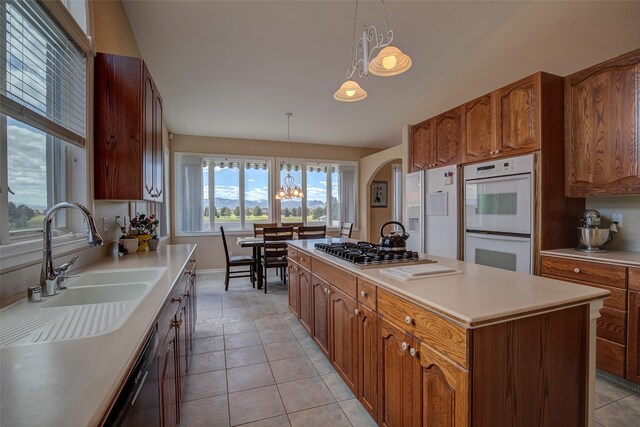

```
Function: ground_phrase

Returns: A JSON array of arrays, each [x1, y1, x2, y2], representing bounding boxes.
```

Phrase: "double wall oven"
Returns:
[[464, 154, 534, 274]]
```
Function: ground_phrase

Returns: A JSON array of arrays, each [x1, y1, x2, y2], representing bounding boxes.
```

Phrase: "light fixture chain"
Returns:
[[380, 0, 391, 37], [347, 0, 359, 77]]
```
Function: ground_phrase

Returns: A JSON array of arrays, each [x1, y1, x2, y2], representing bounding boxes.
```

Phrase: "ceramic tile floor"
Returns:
[[184, 273, 640, 426], [180, 272, 376, 427]]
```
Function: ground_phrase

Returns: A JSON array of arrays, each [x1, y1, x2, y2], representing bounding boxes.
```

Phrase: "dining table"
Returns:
[[236, 236, 267, 289]]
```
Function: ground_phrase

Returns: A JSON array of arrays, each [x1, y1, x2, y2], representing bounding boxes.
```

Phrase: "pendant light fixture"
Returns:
[[333, 0, 412, 102], [275, 113, 304, 200]]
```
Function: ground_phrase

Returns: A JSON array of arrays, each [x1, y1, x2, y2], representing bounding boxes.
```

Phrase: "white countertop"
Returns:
[[0, 244, 197, 427], [290, 239, 609, 327], [540, 248, 640, 267]]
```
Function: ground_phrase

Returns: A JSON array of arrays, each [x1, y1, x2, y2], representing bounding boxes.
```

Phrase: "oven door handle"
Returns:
[[465, 231, 531, 242], [465, 173, 530, 185]]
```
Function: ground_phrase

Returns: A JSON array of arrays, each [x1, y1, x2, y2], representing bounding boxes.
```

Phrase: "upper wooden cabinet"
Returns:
[[94, 53, 164, 202], [565, 49, 640, 197], [410, 107, 461, 172], [495, 74, 541, 155], [462, 94, 494, 163]]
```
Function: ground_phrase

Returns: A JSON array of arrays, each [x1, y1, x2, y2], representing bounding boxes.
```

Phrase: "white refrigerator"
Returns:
[[405, 165, 459, 259]]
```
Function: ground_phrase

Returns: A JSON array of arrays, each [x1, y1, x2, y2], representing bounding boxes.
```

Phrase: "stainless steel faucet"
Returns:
[[40, 202, 104, 296]]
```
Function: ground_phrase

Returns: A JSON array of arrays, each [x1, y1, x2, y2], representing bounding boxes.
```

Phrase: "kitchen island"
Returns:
[[0, 244, 197, 426], [287, 238, 609, 427]]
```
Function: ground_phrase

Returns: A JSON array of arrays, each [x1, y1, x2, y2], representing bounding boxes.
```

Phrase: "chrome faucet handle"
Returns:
[[55, 256, 78, 290]]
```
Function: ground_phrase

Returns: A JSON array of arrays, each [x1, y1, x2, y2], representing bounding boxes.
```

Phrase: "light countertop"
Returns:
[[540, 248, 640, 267], [289, 239, 609, 328], [0, 244, 197, 427]]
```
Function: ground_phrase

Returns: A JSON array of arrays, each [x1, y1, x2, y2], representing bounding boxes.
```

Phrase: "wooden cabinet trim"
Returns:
[[627, 291, 640, 384]]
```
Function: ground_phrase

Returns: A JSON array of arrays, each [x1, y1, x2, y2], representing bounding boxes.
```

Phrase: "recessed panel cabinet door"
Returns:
[[411, 121, 435, 172], [312, 275, 330, 356], [462, 94, 494, 163], [329, 286, 359, 393], [496, 74, 540, 155], [357, 304, 378, 421], [434, 107, 461, 167], [143, 69, 155, 202], [298, 268, 312, 334], [159, 331, 178, 427], [565, 50, 640, 196], [152, 90, 164, 202], [628, 291, 640, 384], [417, 342, 469, 427], [288, 262, 300, 317]]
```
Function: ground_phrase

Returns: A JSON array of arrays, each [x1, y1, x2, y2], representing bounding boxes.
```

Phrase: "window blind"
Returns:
[[0, 0, 86, 146]]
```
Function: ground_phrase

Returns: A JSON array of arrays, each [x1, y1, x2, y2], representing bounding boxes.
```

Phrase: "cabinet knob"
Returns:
[[405, 315, 413, 325], [401, 342, 409, 351], [409, 348, 418, 357], [489, 150, 494, 155], [354, 308, 360, 316], [574, 267, 581, 273], [172, 318, 183, 327], [495, 149, 500, 154], [360, 291, 368, 298], [171, 297, 182, 303]]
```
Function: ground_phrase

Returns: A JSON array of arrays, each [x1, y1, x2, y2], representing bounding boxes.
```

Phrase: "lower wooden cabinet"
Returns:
[[357, 304, 377, 421], [311, 275, 330, 356], [329, 286, 359, 392], [159, 328, 178, 427], [288, 261, 300, 318], [628, 291, 640, 383], [298, 267, 312, 334]]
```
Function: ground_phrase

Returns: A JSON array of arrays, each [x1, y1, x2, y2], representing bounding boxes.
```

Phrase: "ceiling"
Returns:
[[123, 1, 640, 149]]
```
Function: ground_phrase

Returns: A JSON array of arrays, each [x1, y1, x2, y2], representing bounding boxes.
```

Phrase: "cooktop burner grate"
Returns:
[[313, 242, 436, 269]]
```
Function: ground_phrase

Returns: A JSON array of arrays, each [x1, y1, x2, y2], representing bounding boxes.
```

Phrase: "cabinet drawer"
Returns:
[[630, 268, 640, 292], [357, 278, 377, 311], [297, 251, 311, 271], [312, 258, 357, 298], [378, 289, 469, 368], [596, 337, 626, 378], [288, 247, 298, 262], [540, 275, 626, 311], [541, 256, 627, 289], [597, 308, 627, 345]]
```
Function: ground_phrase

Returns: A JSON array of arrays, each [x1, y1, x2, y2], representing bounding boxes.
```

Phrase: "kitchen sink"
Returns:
[[60, 267, 167, 287], [40, 282, 151, 307]]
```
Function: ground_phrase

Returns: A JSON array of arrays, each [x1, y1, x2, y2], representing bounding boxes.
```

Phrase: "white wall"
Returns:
[[586, 197, 640, 252]]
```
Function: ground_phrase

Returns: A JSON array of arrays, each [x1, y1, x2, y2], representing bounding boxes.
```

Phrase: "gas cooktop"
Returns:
[[313, 242, 436, 269]]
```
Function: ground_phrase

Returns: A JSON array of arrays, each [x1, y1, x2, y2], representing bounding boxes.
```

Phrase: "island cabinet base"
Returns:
[[288, 243, 596, 427]]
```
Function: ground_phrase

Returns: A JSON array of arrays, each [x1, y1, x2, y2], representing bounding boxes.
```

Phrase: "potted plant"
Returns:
[[129, 213, 160, 252], [116, 216, 139, 255]]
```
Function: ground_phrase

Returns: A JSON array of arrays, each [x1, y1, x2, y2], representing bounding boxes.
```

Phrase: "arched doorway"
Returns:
[[366, 158, 402, 242]]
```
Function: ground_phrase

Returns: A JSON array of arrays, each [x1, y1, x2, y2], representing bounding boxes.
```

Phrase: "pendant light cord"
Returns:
[[286, 112, 292, 167]]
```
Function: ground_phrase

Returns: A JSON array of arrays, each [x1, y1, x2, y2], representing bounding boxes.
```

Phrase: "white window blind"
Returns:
[[0, 0, 86, 146]]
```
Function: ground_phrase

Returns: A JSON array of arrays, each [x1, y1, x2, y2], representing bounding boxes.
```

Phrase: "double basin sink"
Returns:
[[0, 268, 167, 347]]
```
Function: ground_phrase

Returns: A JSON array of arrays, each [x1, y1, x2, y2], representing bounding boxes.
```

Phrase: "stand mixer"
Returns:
[[576, 209, 617, 253]]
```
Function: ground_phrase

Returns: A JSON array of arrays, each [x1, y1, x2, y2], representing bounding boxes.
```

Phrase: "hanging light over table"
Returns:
[[275, 113, 304, 200]]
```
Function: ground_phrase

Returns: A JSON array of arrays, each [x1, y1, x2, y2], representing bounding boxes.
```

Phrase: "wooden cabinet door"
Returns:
[[288, 262, 300, 317], [176, 308, 186, 412], [329, 286, 359, 393], [462, 94, 494, 163], [495, 74, 540, 156], [433, 108, 461, 167], [357, 303, 378, 421], [628, 291, 640, 384], [565, 50, 640, 196], [411, 121, 435, 172], [312, 275, 330, 356], [298, 268, 312, 334], [416, 342, 469, 427], [159, 329, 178, 427], [378, 317, 414, 427], [152, 89, 164, 202], [143, 66, 155, 202]]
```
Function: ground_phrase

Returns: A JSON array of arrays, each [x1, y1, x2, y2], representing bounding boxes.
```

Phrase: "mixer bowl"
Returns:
[[576, 227, 613, 250]]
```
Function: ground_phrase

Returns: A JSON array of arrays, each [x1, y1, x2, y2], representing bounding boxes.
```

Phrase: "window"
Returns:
[[0, 0, 88, 245], [278, 160, 358, 228], [175, 153, 272, 234]]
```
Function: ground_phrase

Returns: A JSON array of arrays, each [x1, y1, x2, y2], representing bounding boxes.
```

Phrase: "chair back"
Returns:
[[263, 226, 294, 263], [253, 222, 277, 237], [219, 225, 230, 263], [298, 225, 327, 240], [339, 222, 353, 238], [281, 221, 303, 232]]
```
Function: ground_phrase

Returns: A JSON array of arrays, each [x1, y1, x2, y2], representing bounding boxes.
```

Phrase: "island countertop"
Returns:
[[0, 244, 197, 427], [289, 239, 609, 327]]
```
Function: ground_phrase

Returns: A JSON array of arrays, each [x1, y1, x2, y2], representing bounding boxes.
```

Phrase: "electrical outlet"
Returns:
[[612, 213, 623, 227], [103, 217, 109, 232]]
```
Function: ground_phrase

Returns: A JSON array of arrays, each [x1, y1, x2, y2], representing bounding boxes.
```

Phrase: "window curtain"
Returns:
[[339, 166, 357, 227], [179, 155, 203, 232]]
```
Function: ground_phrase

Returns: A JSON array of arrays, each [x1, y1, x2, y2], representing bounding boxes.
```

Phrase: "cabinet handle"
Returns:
[[360, 291, 368, 298], [172, 318, 183, 327], [405, 315, 413, 325], [171, 297, 182, 303], [145, 184, 152, 195], [156, 189, 163, 198], [401, 342, 409, 351], [574, 268, 581, 273], [409, 348, 418, 357], [354, 308, 360, 316]]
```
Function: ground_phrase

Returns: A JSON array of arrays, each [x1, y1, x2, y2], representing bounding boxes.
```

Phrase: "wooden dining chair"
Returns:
[[298, 225, 327, 240], [261, 226, 293, 294], [281, 221, 303, 232], [220, 226, 255, 290], [339, 222, 353, 238], [253, 222, 277, 237]]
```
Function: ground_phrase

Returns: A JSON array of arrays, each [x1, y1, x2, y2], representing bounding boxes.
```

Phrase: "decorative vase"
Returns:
[[148, 238, 159, 251], [122, 238, 139, 254], [137, 234, 152, 252]]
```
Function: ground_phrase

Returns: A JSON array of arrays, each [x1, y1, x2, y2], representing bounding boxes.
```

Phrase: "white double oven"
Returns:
[[464, 154, 534, 274]]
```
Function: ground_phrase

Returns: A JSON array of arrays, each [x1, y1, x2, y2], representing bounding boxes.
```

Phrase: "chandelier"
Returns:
[[334, 0, 412, 102], [275, 113, 304, 200]]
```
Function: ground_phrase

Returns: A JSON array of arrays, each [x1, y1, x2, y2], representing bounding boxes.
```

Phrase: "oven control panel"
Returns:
[[464, 153, 534, 180], [475, 160, 515, 177]]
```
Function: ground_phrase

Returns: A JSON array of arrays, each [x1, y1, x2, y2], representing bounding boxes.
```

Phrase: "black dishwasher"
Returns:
[[105, 327, 160, 426]]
